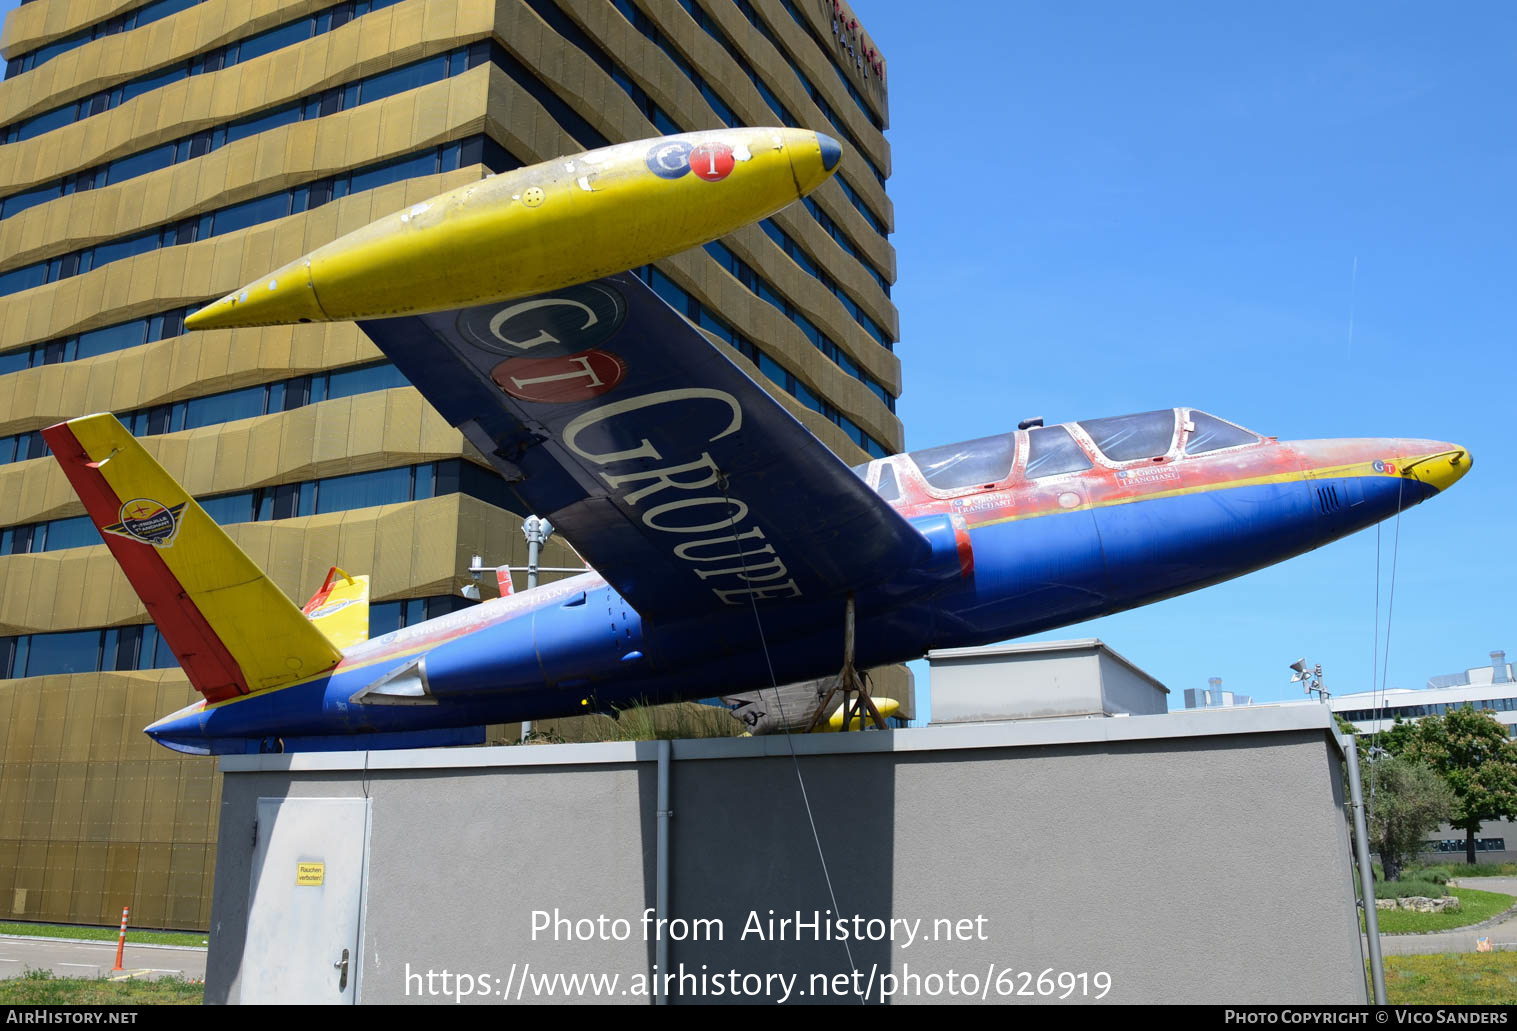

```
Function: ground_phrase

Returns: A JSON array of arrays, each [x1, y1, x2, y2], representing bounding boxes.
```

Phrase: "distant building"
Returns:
[[1333, 651, 1517, 736], [1331, 650, 1517, 863], [1184, 676, 1252, 709]]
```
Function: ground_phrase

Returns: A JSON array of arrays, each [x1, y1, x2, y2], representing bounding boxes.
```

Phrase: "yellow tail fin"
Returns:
[[302, 567, 371, 650], [43, 413, 344, 702]]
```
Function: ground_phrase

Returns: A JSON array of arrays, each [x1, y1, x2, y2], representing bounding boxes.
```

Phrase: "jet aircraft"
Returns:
[[41, 129, 1471, 754]]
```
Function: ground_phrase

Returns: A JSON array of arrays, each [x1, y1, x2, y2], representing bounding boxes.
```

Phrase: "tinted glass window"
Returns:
[[315, 466, 412, 514], [1078, 410, 1176, 462], [183, 384, 266, 429], [22, 629, 100, 675], [199, 492, 256, 525], [909, 433, 1016, 491], [1024, 426, 1093, 479], [326, 362, 409, 400], [39, 515, 96, 551], [76, 320, 147, 360], [1185, 411, 1259, 455]]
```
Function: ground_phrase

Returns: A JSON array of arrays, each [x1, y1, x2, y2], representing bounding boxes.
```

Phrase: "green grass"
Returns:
[[1385, 953, 1517, 1004], [1407, 860, 1517, 878], [0, 920, 206, 948], [1442, 863, 1517, 878], [0, 969, 202, 1005], [1367, 886, 1517, 934]]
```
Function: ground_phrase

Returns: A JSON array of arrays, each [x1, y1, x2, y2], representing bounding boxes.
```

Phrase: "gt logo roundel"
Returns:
[[689, 142, 734, 182], [645, 140, 693, 179], [491, 349, 628, 403], [455, 282, 627, 358]]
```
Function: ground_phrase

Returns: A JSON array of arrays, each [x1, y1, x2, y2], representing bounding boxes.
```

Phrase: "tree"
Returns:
[[1377, 716, 1420, 758], [1336, 715, 1369, 761], [1401, 708, 1517, 864], [1364, 757, 1455, 882]]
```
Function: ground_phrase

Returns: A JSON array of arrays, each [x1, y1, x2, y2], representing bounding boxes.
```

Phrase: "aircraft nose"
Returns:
[[1396, 440, 1472, 493], [187, 257, 326, 331], [785, 130, 843, 195], [817, 133, 842, 171]]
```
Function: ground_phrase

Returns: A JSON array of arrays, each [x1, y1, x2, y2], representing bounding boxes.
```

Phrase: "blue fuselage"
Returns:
[[147, 431, 1464, 754]]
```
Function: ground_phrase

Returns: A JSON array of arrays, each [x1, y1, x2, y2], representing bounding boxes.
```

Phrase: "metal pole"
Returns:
[[521, 515, 555, 590], [1341, 732, 1387, 1004], [655, 739, 671, 1005]]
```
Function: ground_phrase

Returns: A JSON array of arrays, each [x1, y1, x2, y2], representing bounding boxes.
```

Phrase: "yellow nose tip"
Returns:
[[1401, 444, 1472, 493], [785, 130, 843, 196], [186, 259, 326, 331]]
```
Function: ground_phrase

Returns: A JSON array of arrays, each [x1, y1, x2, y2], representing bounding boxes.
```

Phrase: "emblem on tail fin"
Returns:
[[102, 498, 186, 549]]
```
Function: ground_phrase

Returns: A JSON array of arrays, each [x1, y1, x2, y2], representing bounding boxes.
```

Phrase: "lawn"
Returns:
[[0, 920, 206, 948], [1369, 886, 1517, 935], [1384, 953, 1517, 1005], [0, 970, 202, 1005]]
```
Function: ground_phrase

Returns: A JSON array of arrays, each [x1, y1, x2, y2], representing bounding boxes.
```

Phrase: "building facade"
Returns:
[[1332, 650, 1517, 863], [0, 0, 898, 929]]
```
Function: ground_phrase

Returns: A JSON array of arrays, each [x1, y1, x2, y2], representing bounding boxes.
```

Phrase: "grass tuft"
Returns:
[[0, 920, 206, 948], [0, 970, 203, 1005], [1385, 953, 1517, 1005]]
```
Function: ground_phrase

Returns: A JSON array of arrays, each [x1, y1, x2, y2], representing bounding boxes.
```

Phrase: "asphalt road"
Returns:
[[0, 935, 206, 981]]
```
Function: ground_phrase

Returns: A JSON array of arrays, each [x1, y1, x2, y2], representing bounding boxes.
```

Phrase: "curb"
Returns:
[[0, 933, 208, 952]]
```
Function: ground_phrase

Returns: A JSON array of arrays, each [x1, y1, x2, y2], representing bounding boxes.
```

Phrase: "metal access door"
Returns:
[[241, 797, 371, 1004]]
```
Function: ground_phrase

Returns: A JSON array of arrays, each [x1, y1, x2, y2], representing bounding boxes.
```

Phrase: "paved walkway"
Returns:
[[1374, 877, 1517, 956], [0, 935, 206, 981]]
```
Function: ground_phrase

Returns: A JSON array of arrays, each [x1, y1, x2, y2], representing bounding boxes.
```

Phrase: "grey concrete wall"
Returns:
[[929, 640, 1169, 722], [930, 647, 1106, 721], [1097, 650, 1169, 715], [206, 707, 1368, 1005]]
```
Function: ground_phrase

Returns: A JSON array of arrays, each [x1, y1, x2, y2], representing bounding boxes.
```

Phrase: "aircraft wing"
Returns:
[[358, 272, 924, 622]]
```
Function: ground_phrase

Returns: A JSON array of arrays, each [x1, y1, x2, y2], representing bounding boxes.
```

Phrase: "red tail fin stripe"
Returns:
[[41, 421, 250, 702]]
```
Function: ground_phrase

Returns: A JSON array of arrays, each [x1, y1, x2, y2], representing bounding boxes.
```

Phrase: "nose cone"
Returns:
[[786, 131, 844, 195], [818, 133, 842, 172], [1398, 441, 1472, 493], [187, 257, 326, 331], [144, 701, 212, 755]]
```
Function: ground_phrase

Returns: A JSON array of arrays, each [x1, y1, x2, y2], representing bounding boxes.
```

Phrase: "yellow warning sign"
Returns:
[[296, 862, 325, 886]]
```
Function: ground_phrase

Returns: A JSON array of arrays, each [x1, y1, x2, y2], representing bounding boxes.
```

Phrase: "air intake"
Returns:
[[1493, 651, 1510, 684]]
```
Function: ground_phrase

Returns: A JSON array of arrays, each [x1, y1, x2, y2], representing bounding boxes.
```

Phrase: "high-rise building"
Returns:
[[0, 0, 897, 929]]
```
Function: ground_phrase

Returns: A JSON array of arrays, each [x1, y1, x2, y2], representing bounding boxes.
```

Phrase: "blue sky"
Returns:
[[1, 1, 1510, 708], [864, 1, 1516, 707]]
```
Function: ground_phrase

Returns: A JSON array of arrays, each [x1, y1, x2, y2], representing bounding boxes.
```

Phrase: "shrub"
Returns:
[[1417, 865, 1454, 885], [1375, 878, 1452, 900]]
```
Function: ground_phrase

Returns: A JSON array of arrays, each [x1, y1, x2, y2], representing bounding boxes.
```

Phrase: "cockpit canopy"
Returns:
[[854, 409, 1263, 499]]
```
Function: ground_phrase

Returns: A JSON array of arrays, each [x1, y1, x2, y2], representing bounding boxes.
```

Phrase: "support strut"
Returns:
[[806, 594, 888, 731]]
